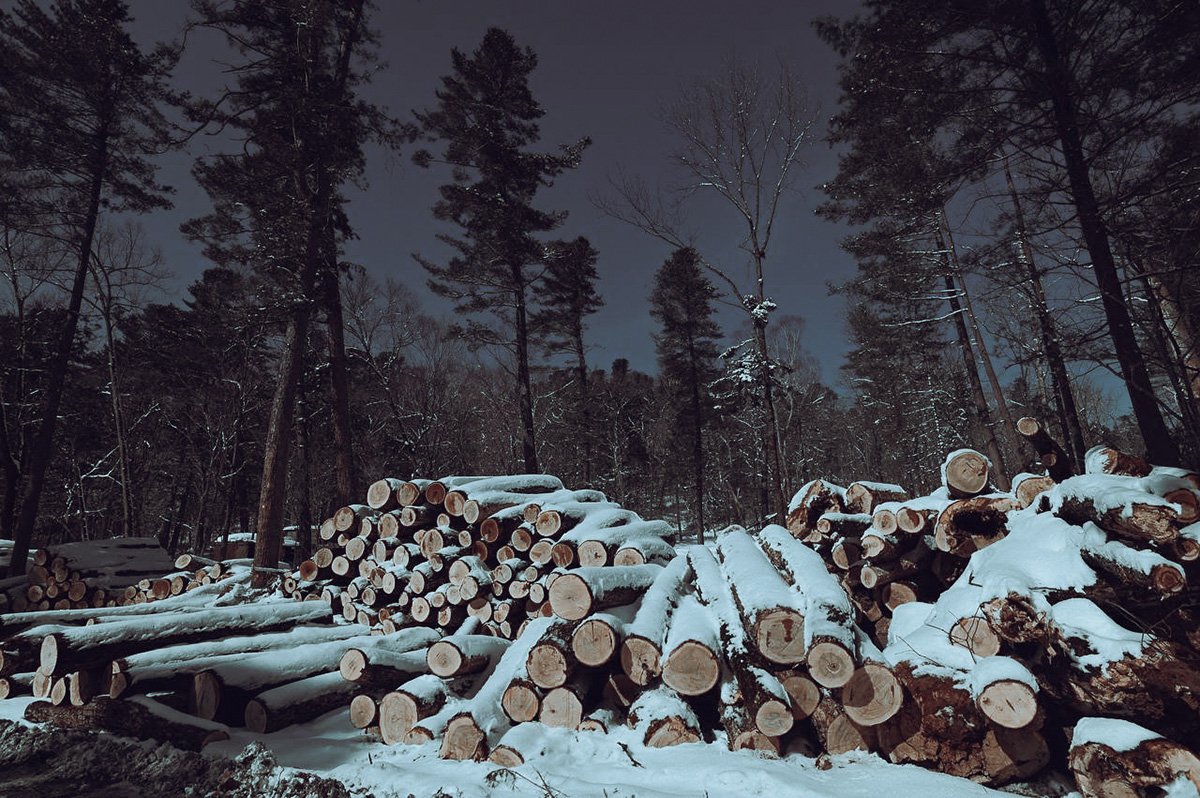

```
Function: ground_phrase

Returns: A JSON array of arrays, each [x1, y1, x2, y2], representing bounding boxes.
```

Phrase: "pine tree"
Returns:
[[413, 27, 590, 474], [0, 0, 174, 576], [534, 236, 604, 484], [650, 248, 722, 542], [185, 0, 381, 585]]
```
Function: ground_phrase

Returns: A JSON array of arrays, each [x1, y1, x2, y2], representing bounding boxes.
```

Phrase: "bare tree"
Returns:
[[86, 221, 169, 537], [599, 61, 818, 521]]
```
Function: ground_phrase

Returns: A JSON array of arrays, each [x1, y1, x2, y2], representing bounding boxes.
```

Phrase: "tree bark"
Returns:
[[321, 255, 356, 508], [513, 266, 540, 473], [1026, 0, 1180, 466], [938, 230, 1008, 484], [1002, 155, 1087, 463], [8, 123, 109, 579]]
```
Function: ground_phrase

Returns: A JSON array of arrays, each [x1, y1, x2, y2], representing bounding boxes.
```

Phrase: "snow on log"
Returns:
[[1069, 717, 1200, 798], [660, 594, 721, 696], [755, 525, 857, 687], [785, 479, 847, 538], [845, 481, 909, 515], [628, 684, 701, 747], [245, 670, 372, 733], [547, 564, 662, 621], [1084, 446, 1152, 478], [941, 449, 992, 499], [1044, 475, 1181, 545], [40, 602, 334, 677], [714, 527, 807, 665], [620, 554, 690, 685], [426, 634, 511, 678], [339, 642, 435, 686], [487, 722, 549, 767]]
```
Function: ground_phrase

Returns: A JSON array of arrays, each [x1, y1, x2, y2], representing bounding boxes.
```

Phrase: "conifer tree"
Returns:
[[534, 236, 604, 483], [413, 28, 590, 474], [0, 0, 174, 576], [185, 0, 381, 585], [650, 248, 722, 542]]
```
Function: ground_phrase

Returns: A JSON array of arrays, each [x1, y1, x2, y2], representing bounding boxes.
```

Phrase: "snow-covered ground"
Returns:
[[0, 695, 1031, 797]]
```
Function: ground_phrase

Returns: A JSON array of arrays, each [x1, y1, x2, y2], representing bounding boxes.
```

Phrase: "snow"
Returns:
[[755, 525, 855, 651], [1046, 474, 1181, 517], [965, 656, 1038, 698], [446, 474, 564, 497], [661, 594, 720, 658], [852, 481, 906, 494], [560, 519, 674, 545], [625, 554, 690, 642], [1050, 597, 1149, 670], [714, 528, 806, 617], [188, 703, 1009, 798], [959, 510, 1097, 600], [1072, 716, 1161, 751]]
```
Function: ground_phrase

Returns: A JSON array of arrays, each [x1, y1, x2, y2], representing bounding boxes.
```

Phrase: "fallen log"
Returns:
[[1016, 417, 1075, 482], [714, 528, 807, 665], [547, 564, 662, 621], [1069, 717, 1200, 798], [619, 554, 690, 685], [245, 670, 378, 733], [25, 696, 229, 751], [627, 685, 701, 747]]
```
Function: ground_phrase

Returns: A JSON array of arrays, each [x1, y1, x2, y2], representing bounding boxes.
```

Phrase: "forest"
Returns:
[[1, 0, 1197, 581]]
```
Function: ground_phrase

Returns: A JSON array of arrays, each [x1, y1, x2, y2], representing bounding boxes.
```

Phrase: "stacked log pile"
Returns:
[[3, 427, 1200, 797], [8, 537, 179, 612], [278, 474, 676, 639]]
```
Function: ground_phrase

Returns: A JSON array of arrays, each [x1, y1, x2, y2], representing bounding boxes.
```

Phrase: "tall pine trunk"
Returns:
[[322, 261, 356, 508], [572, 326, 592, 484], [1002, 155, 1087, 463], [1027, 0, 1180, 466], [750, 253, 787, 521], [7, 125, 108, 578], [687, 337, 706, 543], [513, 267, 540, 473], [938, 231, 1008, 483]]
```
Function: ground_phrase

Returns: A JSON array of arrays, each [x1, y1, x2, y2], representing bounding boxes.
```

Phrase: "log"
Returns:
[[1069, 717, 1200, 798], [780, 670, 821, 721], [1084, 445, 1152, 478], [1016, 417, 1076, 482], [948, 615, 1001, 658], [933, 496, 1019, 556], [338, 646, 430, 686], [40, 602, 334, 677], [570, 609, 629, 668], [815, 512, 873, 539], [942, 449, 992, 498], [967, 656, 1039, 730], [845, 481, 909, 515], [426, 634, 511, 678], [627, 685, 702, 747], [539, 674, 588, 729], [547, 564, 661, 621], [661, 594, 721, 696], [28, 694, 230, 750], [1047, 476, 1181, 545], [811, 694, 875, 754], [245, 670, 372, 733], [841, 660, 904, 727], [189, 633, 379, 724], [1011, 472, 1056, 509], [720, 701, 781, 756], [620, 554, 690, 685], [487, 723, 547, 767], [525, 619, 579, 689], [367, 477, 405, 512], [785, 479, 847, 538], [756, 525, 857, 688], [500, 677, 541, 723], [378, 673, 455, 745], [714, 528, 807, 665], [983, 726, 1051, 785]]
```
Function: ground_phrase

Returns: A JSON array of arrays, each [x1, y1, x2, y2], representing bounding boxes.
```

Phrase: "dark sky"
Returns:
[[128, 0, 861, 384]]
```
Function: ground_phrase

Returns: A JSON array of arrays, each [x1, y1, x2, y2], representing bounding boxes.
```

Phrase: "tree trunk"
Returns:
[[572, 326, 592, 484], [1002, 155, 1087, 463], [322, 256, 356, 508], [938, 231, 1008, 484], [687, 336, 706, 542], [8, 126, 109, 578], [1026, 0, 1180, 466], [942, 218, 1016, 490], [513, 268, 540, 473], [100, 304, 134, 537], [252, 311, 310, 588]]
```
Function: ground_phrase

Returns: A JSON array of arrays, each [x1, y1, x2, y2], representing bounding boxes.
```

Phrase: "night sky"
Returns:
[[128, 0, 861, 385]]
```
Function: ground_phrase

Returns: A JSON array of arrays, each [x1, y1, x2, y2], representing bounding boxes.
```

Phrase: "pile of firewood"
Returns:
[[8, 538, 181, 612], [3, 419, 1200, 798], [280, 474, 676, 638]]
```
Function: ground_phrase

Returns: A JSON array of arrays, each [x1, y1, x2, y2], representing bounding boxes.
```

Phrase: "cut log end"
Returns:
[[808, 640, 856, 688], [754, 610, 807, 666]]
